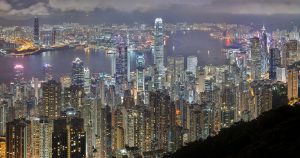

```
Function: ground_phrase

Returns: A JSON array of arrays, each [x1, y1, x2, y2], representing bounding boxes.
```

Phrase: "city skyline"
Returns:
[[0, 1, 299, 158]]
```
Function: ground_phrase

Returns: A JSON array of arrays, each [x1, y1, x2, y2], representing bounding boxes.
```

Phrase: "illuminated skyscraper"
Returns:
[[6, 119, 32, 158], [41, 80, 62, 120], [52, 108, 86, 158], [251, 80, 272, 118], [63, 85, 85, 109], [269, 48, 281, 80], [43, 64, 53, 81], [175, 57, 185, 82], [153, 18, 164, 89], [285, 40, 300, 66], [34, 16, 39, 45], [187, 56, 198, 76], [220, 71, 236, 128], [115, 43, 128, 85], [251, 37, 262, 80], [71, 58, 84, 87], [84, 67, 91, 94], [39, 118, 52, 158], [136, 53, 145, 103], [261, 25, 268, 54], [14, 64, 24, 85], [288, 68, 298, 100]]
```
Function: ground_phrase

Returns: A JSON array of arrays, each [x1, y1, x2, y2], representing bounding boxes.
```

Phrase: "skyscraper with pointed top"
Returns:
[[34, 16, 39, 45]]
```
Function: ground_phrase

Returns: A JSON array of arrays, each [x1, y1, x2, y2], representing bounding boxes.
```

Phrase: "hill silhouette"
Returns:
[[165, 105, 300, 158]]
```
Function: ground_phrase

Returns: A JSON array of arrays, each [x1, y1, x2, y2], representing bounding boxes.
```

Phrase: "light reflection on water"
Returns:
[[0, 31, 223, 83]]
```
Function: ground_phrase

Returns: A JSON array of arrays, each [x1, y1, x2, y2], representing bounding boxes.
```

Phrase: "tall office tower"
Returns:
[[115, 43, 128, 85], [200, 102, 214, 139], [286, 40, 300, 66], [52, 108, 86, 158], [51, 28, 56, 45], [71, 57, 85, 87], [276, 67, 286, 83], [63, 85, 85, 109], [82, 97, 94, 158], [111, 54, 116, 76], [261, 25, 268, 54], [136, 53, 145, 103], [6, 119, 32, 158], [0, 101, 9, 136], [220, 71, 236, 128], [31, 119, 40, 158], [196, 67, 205, 94], [126, 109, 143, 148], [269, 48, 281, 80], [189, 104, 202, 142], [41, 80, 62, 120], [14, 64, 24, 85], [251, 80, 272, 118], [250, 37, 262, 80], [84, 67, 91, 94], [112, 108, 125, 155], [175, 57, 185, 82], [39, 118, 52, 158], [149, 91, 173, 152], [31, 118, 52, 158], [99, 105, 112, 158], [187, 56, 198, 76], [154, 18, 164, 75], [34, 16, 39, 45], [288, 68, 299, 100], [43, 64, 53, 81], [60, 76, 72, 89], [167, 57, 176, 84]]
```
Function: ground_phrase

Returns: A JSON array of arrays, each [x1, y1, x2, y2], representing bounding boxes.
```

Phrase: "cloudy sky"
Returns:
[[1, 0, 300, 26]]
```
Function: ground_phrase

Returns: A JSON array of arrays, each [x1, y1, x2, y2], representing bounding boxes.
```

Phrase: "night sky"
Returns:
[[1, 0, 300, 28]]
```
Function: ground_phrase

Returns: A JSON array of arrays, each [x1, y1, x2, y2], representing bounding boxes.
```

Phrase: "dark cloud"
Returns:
[[1, 0, 300, 26]]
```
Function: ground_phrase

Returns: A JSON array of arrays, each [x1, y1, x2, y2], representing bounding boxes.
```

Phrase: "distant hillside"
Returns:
[[165, 105, 300, 158]]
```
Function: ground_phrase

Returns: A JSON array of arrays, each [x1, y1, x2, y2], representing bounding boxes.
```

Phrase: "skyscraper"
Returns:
[[14, 64, 24, 85], [34, 16, 39, 45], [136, 54, 145, 97], [43, 64, 53, 81], [187, 56, 198, 76], [288, 68, 298, 100], [251, 37, 262, 80], [52, 108, 86, 158], [71, 58, 84, 87], [286, 40, 300, 66], [269, 48, 281, 80], [115, 43, 128, 85], [6, 119, 32, 158], [175, 57, 185, 82], [154, 18, 164, 88], [84, 67, 91, 94], [41, 80, 62, 120]]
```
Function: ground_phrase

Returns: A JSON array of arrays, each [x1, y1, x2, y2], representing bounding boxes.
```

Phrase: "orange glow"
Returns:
[[176, 109, 181, 115]]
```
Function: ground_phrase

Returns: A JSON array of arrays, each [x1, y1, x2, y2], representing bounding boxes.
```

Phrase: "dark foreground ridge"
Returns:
[[165, 105, 300, 158]]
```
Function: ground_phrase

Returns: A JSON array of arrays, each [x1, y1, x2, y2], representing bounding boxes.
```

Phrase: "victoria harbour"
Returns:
[[0, 31, 223, 82]]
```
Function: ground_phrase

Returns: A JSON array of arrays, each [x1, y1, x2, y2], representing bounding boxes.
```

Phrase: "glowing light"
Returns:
[[44, 64, 53, 68], [226, 38, 231, 47], [14, 64, 24, 69]]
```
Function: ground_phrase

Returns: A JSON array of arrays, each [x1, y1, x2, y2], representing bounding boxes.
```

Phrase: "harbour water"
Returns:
[[0, 31, 224, 83]]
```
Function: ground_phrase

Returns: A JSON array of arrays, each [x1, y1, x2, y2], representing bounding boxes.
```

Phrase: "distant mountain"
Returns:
[[165, 105, 300, 158]]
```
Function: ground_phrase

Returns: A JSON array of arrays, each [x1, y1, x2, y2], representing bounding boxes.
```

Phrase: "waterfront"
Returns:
[[0, 31, 223, 83]]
